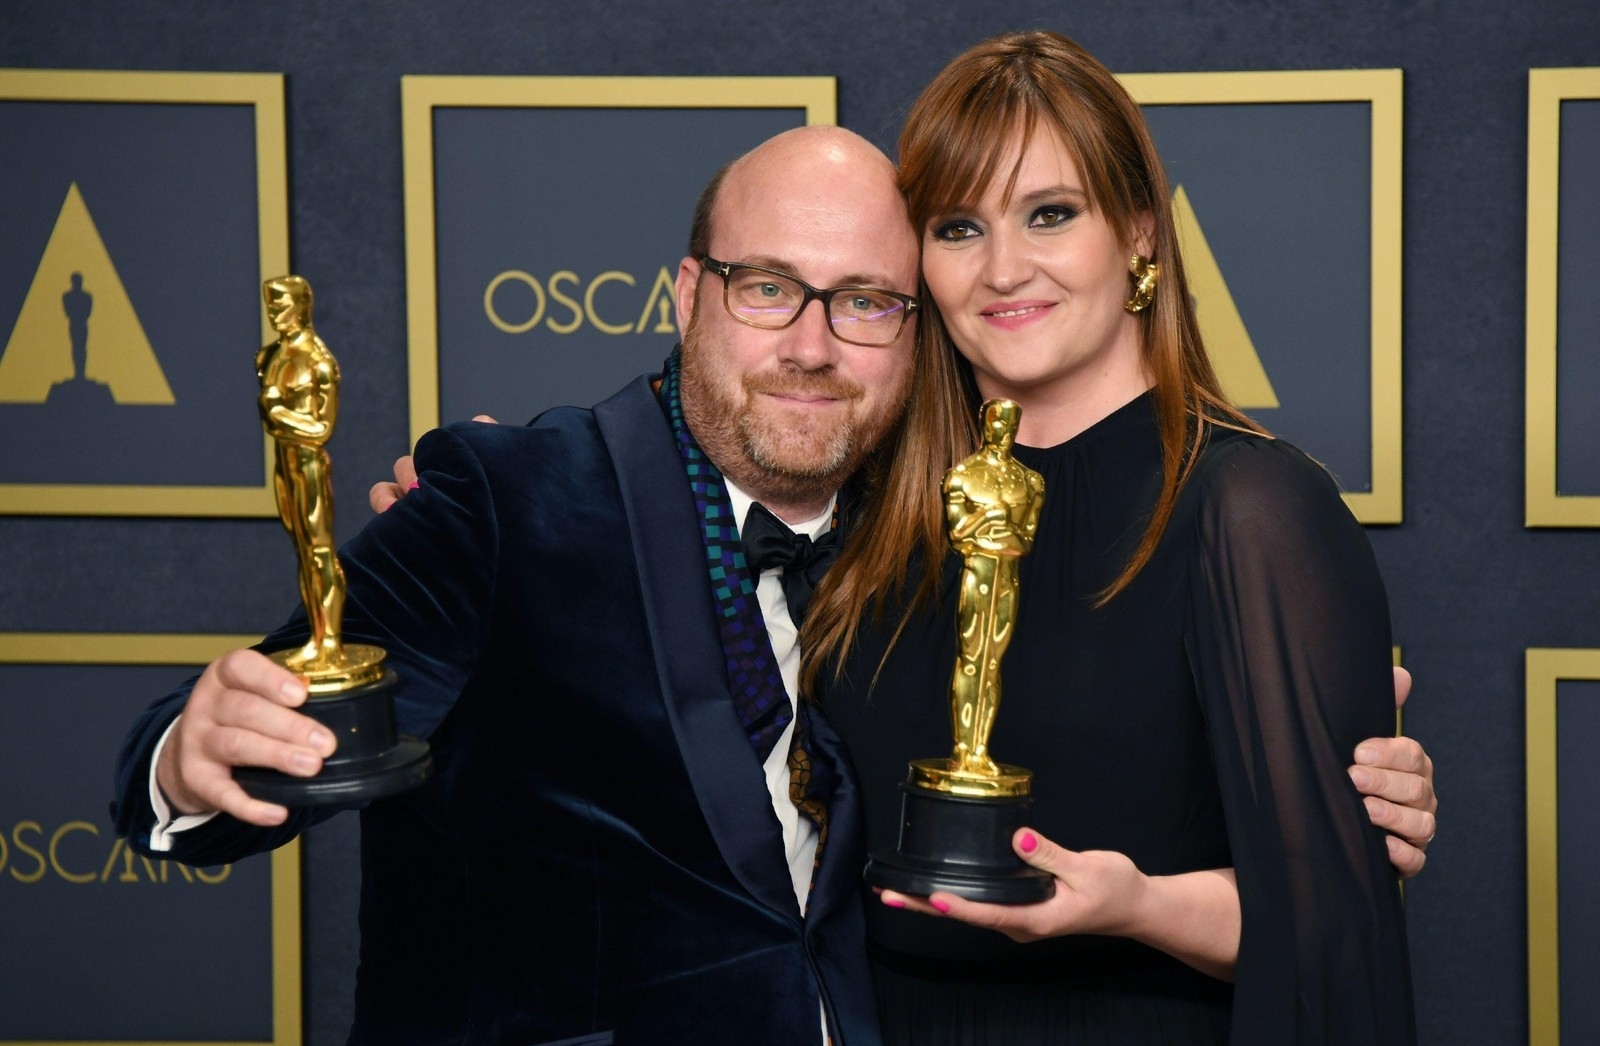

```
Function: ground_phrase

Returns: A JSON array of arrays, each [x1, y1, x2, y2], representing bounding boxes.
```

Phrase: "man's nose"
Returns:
[[776, 298, 840, 369]]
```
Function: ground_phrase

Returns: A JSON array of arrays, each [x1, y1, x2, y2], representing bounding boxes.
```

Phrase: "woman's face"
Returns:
[[919, 127, 1151, 431]]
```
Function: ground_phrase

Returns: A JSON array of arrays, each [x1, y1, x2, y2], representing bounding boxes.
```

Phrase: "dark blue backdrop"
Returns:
[[4, 1, 1598, 1042]]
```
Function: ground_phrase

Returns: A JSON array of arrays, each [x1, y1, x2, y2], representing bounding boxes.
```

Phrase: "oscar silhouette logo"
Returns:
[[864, 399, 1054, 903], [234, 276, 432, 805], [0, 183, 175, 406]]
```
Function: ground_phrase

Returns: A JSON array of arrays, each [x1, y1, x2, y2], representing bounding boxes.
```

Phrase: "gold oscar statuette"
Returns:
[[234, 275, 432, 807], [863, 399, 1054, 903]]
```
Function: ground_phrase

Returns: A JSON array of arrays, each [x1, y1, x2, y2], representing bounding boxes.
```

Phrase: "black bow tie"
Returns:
[[740, 501, 840, 626]]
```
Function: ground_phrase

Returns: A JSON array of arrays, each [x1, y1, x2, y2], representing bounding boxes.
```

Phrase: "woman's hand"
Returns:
[[878, 828, 1240, 981]]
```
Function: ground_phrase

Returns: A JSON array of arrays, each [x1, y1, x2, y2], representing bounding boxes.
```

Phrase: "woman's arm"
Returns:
[[1186, 437, 1414, 1044]]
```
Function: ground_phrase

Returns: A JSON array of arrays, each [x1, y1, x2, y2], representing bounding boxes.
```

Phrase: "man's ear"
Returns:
[[674, 257, 702, 337]]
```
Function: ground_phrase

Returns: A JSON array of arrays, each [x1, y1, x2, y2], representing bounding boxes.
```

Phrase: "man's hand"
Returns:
[[368, 414, 497, 513], [1350, 666, 1437, 877], [155, 649, 335, 826]]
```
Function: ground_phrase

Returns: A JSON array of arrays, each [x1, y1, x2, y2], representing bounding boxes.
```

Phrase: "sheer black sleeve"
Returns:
[[1185, 436, 1414, 1044]]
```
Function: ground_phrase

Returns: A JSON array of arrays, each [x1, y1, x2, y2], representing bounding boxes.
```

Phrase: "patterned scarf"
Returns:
[[658, 350, 795, 761]]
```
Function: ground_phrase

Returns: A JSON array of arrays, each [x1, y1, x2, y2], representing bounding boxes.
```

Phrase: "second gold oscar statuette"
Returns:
[[863, 399, 1054, 904]]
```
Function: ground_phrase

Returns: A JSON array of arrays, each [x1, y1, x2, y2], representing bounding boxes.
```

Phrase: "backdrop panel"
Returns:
[[1526, 69, 1600, 525], [1122, 70, 1404, 523], [0, 633, 297, 1046], [0, 71, 288, 518], [1524, 649, 1600, 1046]]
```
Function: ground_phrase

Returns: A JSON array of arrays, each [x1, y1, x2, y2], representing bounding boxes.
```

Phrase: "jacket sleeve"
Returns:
[[1185, 437, 1415, 1044], [111, 424, 502, 866]]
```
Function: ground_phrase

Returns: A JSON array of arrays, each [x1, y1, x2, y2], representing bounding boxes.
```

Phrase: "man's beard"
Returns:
[[679, 321, 911, 506]]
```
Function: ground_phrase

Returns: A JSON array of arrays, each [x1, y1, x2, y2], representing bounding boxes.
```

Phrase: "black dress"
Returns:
[[819, 393, 1414, 1045]]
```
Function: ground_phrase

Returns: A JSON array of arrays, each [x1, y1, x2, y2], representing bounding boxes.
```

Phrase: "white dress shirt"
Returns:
[[721, 479, 830, 918]]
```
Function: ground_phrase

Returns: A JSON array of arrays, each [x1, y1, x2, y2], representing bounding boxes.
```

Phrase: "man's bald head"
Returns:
[[688, 126, 912, 267]]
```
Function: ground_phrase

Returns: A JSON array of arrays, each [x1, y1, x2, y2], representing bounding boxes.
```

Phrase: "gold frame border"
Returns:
[[0, 631, 299, 1046], [1118, 70, 1405, 523], [1524, 70, 1600, 525], [0, 69, 286, 518], [400, 75, 836, 446], [1524, 647, 1600, 1046]]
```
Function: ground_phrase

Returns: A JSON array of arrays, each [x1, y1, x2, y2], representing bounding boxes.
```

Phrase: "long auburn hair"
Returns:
[[801, 29, 1265, 696]]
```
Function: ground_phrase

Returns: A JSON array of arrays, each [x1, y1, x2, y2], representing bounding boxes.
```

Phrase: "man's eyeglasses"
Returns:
[[699, 256, 918, 348]]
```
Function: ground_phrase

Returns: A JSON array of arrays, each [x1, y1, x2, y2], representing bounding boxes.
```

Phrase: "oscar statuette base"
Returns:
[[235, 668, 433, 807], [864, 780, 1054, 905]]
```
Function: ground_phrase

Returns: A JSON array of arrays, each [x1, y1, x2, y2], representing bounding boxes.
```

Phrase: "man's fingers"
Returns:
[[1348, 761, 1429, 807], [1362, 795, 1437, 849], [189, 766, 292, 827], [208, 649, 309, 709], [1392, 665, 1412, 709], [209, 684, 333, 754], [1353, 735, 1430, 777], [201, 719, 329, 775], [1386, 834, 1427, 879]]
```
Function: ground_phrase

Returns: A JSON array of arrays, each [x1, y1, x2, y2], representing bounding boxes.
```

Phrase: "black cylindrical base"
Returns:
[[864, 782, 1054, 905], [235, 669, 432, 807]]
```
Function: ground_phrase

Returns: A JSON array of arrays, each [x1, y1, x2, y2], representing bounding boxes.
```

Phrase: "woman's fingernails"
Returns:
[[931, 898, 951, 914], [407, 480, 420, 491], [882, 896, 905, 909], [1019, 831, 1038, 854]]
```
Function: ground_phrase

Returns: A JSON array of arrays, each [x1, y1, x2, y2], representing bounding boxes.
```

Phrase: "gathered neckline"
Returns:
[[1011, 389, 1158, 459]]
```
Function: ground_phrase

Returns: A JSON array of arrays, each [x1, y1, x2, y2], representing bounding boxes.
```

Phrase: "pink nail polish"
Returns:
[[1019, 831, 1038, 854], [931, 898, 951, 914], [407, 480, 420, 491], [882, 897, 905, 909]]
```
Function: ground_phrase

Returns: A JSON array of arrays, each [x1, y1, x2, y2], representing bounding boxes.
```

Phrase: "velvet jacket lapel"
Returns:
[[593, 375, 801, 922], [797, 705, 865, 932]]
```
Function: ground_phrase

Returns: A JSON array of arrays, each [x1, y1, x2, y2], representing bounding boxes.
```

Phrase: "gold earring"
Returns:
[[1124, 253, 1158, 313]]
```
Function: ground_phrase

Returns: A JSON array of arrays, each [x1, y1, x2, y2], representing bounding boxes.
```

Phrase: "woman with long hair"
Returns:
[[805, 30, 1413, 1044]]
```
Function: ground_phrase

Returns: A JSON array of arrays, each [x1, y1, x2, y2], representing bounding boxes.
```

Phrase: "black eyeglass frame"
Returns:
[[699, 255, 919, 347]]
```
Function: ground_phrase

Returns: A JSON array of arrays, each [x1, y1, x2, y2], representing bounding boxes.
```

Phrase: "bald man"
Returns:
[[114, 127, 919, 1046]]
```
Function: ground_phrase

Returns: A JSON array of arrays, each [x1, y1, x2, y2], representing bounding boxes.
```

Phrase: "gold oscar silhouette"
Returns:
[[234, 275, 431, 806], [864, 399, 1054, 903]]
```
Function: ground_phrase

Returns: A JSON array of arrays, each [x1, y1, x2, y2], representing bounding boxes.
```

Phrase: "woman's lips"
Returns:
[[980, 301, 1055, 329]]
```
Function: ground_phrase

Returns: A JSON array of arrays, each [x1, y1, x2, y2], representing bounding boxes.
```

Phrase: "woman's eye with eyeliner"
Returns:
[[932, 220, 980, 242], [1030, 205, 1078, 228]]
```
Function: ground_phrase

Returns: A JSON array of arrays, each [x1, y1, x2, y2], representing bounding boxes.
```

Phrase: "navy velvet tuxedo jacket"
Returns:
[[112, 375, 881, 1046]]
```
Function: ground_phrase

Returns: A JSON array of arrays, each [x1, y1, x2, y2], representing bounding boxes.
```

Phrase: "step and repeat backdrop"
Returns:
[[1, 3, 1596, 1044]]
